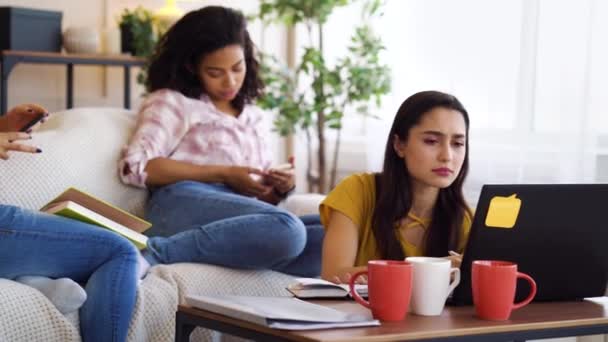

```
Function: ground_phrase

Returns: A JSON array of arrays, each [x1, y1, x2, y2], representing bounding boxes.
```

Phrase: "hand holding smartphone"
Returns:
[[19, 114, 45, 132], [17, 104, 48, 133], [266, 156, 296, 197], [0, 104, 49, 133], [269, 156, 295, 173], [270, 163, 294, 172]]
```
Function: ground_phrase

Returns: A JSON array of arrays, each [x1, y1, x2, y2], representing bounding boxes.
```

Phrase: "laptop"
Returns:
[[450, 184, 608, 305]]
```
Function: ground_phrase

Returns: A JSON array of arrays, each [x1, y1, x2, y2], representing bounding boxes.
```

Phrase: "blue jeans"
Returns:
[[144, 181, 324, 277], [0, 205, 138, 342]]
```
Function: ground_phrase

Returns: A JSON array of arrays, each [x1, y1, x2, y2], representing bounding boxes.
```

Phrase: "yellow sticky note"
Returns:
[[485, 194, 521, 229]]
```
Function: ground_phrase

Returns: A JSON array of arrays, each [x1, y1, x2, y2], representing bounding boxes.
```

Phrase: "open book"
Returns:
[[185, 294, 379, 330], [287, 277, 368, 299], [41, 188, 151, 250]]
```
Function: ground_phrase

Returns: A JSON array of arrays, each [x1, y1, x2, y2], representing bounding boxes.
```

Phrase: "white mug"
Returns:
[[405, 256, 460, 316]]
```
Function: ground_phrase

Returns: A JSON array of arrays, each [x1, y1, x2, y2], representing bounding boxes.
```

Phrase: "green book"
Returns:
[[41, 188, 151, 250]]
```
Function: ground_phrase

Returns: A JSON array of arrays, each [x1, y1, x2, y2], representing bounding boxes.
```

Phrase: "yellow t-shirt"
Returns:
[[319, 173, 472, 267]]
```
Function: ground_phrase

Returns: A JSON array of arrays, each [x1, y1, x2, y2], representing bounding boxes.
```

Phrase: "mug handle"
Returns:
[[512, 271, 537, 310], [446, 267, 461, 300], [349, 271, 370, 309]]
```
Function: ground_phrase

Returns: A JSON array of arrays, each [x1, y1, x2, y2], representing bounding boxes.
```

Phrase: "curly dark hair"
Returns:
[[146, 6, 263, 112]]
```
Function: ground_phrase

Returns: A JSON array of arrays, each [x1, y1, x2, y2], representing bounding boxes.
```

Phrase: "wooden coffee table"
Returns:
[[175, 299, 608, 342]]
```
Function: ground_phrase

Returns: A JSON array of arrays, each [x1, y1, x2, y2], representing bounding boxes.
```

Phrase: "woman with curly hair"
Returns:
[[120, 6, 322, 277]]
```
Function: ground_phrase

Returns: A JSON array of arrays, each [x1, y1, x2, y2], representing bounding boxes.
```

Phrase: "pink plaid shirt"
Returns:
[[119, 89, 272, 188]]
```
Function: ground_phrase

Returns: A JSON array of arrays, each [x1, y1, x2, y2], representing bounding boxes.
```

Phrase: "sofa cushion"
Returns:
[[0, 107, 147, 216]]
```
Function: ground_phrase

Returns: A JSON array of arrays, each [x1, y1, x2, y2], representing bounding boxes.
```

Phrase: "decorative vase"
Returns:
[[62, 27, 100, 54]]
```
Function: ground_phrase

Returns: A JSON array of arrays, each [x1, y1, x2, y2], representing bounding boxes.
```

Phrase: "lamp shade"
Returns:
[[156, 0, 183, 32]]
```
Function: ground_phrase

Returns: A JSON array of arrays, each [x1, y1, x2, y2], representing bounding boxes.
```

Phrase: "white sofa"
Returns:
[[0, 107, 324, 342]]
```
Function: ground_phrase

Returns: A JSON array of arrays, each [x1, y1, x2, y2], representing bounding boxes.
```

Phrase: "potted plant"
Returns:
[[118, 6, 157, 58], [118, 6, 158, 85], [257, 0, 391, 193]]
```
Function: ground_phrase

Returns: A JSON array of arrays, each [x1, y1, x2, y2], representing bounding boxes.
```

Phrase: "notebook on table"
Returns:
[[287, 277, 368, 299], [185, 294, 379, 330], [450, 184, 608, 305]]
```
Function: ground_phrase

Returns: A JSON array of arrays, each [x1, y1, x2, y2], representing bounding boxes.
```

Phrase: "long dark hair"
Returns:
[[372, 91, 472, 259], [146, 6, 263, 112]]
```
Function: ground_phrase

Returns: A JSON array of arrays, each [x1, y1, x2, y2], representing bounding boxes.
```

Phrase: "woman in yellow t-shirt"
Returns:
[[320, 90, 473, 283]]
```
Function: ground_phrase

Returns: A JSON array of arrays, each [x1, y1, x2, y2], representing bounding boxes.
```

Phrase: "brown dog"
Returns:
[[0, 104, 49, 133]]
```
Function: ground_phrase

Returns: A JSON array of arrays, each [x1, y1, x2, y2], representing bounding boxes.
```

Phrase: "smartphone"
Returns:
[[270, 163, 294, 172], [19, 115, 45, 132]]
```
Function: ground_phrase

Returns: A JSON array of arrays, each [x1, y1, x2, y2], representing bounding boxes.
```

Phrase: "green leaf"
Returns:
[[255, 0, 391, 142]]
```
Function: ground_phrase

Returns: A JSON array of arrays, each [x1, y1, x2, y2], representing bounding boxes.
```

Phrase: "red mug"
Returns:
[[472, 260, 537, 320], [349, 260, 413, 321]]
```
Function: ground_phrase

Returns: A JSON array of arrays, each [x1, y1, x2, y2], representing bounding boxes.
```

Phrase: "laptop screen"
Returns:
[[450, 184, 608, 305]]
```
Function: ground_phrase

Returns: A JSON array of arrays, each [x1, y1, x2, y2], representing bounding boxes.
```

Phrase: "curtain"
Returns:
[[355, 0, 608, 204]]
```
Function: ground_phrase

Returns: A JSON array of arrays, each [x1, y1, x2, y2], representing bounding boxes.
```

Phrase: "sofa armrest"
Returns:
[[0, 279, 81, 341], [279, 193, 325, 217]]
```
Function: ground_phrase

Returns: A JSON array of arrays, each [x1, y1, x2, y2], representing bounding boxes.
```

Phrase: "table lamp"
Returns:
[[155, 0, 183, 34]]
